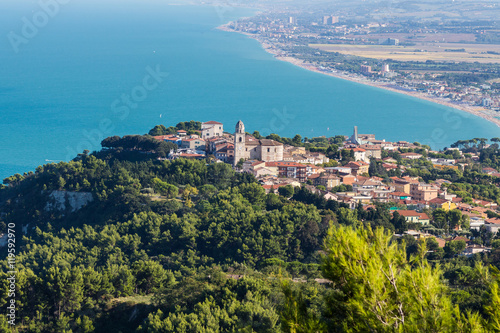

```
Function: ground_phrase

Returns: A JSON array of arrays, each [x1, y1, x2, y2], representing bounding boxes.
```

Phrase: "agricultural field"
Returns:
[[310, 43, 500, 64], [345, 33, 477, 43]]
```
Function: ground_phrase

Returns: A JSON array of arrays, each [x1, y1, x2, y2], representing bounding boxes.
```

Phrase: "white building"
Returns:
[[201, 121, 224, 139]]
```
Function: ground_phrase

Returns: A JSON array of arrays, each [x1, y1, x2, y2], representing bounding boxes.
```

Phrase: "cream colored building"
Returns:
[[233, 121, 283, 165], [316, 173, 341, 189], [201, 121, 224, 139], [360, 145, 382, 159], [410, 183, 438, 202]]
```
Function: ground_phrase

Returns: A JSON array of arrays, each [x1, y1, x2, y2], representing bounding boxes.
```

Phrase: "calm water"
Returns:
[[1, 0, 498, 180]]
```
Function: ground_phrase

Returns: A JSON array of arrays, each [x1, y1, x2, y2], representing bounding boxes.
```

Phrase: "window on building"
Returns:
[[267, 148, 270, 152]]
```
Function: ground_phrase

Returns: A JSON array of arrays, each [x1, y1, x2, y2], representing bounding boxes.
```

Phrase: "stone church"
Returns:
[[233, 120, 284, 166]]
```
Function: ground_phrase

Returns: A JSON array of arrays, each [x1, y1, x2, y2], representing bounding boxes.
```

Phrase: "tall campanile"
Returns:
[[234, 120, 246, 166]]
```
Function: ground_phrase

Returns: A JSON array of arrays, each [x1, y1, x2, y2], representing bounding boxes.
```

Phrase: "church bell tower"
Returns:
[[234, 120, 246, 166]]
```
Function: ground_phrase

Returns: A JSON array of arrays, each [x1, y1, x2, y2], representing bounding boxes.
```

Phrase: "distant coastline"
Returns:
[[218, 24, 500, 129]]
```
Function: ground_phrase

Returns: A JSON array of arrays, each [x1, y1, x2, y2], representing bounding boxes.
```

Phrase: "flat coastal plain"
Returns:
[[218, 25, 500, 128], [310, 43, 500, 64]]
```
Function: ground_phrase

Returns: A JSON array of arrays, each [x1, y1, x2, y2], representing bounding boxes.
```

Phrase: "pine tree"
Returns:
[[321, 224, 485, 332]]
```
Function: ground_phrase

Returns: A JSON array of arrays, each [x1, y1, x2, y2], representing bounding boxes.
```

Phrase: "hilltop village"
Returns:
[[152, 120, 500, 257], [3, 119, 500, 331]]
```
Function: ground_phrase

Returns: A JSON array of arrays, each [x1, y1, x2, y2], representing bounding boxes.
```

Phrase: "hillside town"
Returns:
[[5, 0, 500, 329], [153, 120, 500, 257]]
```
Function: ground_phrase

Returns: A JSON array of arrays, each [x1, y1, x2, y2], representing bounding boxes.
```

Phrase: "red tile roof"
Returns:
[[153, 135, 177, 141], [346, 161, 369, 168], [486, 218, 500, 225], [262, 184, 287, 189], [391, 192, 411, 197], [179, 153, 204, 158], [396, 210, 429, 220], [428, 197, 449, 205], [382, 163, 398, 169], [433, 237, 446, 248], [390, 177, 410, 184]]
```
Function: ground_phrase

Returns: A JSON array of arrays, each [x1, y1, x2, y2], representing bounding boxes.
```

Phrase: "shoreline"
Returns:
[[218, 24, 500, 129]]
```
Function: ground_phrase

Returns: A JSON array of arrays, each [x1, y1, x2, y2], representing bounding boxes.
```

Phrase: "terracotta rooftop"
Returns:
[[391, 192, 411, 197], [428, 197, 449, 205], [382, 163, 398, 169], [179, 153, 204, 158], [486, 218, 500, 225], [262, 184, 287, 189], [396, 210, 430, 220], [153, 135, 178, 141], [452, 236, 470, 243]]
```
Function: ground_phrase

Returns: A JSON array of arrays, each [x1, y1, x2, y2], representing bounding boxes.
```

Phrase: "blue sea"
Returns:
[[1, 0, 499, 180]]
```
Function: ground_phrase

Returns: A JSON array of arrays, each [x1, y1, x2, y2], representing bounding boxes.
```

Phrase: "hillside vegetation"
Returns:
[[1, 134, 500, 332]]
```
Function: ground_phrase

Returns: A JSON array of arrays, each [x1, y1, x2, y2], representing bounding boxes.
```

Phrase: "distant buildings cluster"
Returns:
[[227, 14, 500, 112], [323, 15, 339, 25]]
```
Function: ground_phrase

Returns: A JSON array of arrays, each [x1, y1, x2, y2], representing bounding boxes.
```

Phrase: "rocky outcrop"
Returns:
[[45, 191, 94, 213]]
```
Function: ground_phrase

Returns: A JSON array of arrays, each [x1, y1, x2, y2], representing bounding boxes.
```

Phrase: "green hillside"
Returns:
[[1, 132, 500, 332]]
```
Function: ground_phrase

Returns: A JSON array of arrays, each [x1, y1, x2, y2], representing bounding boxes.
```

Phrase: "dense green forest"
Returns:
[[1, 132, 500, 332]]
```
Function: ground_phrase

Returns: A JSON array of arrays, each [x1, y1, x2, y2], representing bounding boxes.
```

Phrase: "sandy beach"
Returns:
[[218, 25, 500, 129]]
